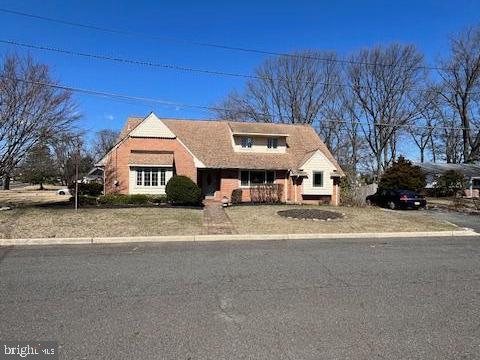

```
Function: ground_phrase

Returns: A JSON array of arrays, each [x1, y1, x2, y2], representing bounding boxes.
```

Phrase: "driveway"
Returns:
[[426, 208, 480, 232], [1, 237, 480, 359]]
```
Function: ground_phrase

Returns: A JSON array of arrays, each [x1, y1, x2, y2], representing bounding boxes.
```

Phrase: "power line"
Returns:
[[0, 7, 450, 72], [0, 39, 258, 81], [4, 75, 476, 132], [4, 38, 479, 96]]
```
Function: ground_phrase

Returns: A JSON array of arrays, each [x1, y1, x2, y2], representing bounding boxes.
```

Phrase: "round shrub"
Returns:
[[231, 188, 243, 204], [165, 176, 202, 206]]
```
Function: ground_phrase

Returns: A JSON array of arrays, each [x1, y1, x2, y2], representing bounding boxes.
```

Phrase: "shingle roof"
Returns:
[[118, 115, 344, 175], [414, 162, 480, 177], [228, 122, 290, 136], [118, 116, 143, 141], [129, 151, 174, 166], [162, 119, 343, 174]]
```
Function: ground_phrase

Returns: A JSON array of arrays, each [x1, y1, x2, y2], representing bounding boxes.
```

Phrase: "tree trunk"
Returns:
[[3, 175, 10, 190], [376, 152, 382, 182], [420, 148, 425, 163], [39, 182, 44, 190]]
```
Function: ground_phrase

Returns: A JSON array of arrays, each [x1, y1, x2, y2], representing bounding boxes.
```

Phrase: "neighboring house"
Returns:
[[414, 162, 480, 197], [97, 113, 344, 205], [82, 167, 104, 184]]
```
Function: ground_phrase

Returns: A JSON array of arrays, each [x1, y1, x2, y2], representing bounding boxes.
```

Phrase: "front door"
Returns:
[[202, 171, 218, 197]]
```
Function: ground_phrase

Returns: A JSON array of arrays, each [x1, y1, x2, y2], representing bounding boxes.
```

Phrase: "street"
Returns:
[[1, 237, 480, 359]]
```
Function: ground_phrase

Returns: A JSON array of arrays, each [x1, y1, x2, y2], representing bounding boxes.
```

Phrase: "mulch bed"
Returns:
[[277, 209, 344, 221]]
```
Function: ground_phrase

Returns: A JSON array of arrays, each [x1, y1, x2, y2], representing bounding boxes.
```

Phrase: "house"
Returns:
[[414, 162, 480, 197], [97, 113, 344, 205]]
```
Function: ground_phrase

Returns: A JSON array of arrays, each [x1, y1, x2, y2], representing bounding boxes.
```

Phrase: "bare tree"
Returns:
[[437, 26, 480, 162], [408, 86, 439, 162], [91, 129, 119, 162], [51, 132, 90, 186], [346, 44, 427, 178], [0, 54, 79, 189], [434, 104, 464, 163], [215, 51, 341, 125]]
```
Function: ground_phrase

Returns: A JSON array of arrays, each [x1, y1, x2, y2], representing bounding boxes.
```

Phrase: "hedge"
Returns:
[[97, 194, 167, 205], [68, 182, 103, 197]]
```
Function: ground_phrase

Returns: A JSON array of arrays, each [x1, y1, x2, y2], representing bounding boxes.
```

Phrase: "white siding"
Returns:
[[128, 167, 173, 195], [232, 135, 286, 153], [300, 150, 336, 195], [129, 113, 176, 138]]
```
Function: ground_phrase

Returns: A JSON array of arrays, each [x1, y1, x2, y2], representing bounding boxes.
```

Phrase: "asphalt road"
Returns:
[[1, 237, 480, 359]]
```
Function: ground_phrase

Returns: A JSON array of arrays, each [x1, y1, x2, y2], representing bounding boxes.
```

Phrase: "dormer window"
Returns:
[[241, 137, 253, 148], [267, 138, 278, 149]]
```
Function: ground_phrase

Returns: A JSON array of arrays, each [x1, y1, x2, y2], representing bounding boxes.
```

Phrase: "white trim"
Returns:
[[129, 113, 176, 138], [299, 149, 336, 170]]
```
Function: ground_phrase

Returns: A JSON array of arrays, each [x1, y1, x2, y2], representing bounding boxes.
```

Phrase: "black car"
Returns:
[[366, 189, 427, 210]]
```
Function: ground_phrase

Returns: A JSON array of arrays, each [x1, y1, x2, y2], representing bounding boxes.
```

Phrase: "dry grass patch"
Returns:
[[0, 188, 68, 206], [226, 205, 457, 234], [0, 207, 203, 239]]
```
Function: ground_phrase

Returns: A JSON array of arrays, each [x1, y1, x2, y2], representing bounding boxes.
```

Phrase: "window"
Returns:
[[151, 170, 158, 186], [135, 168, 168, 187], [144, 169, 151, 186], [267, 138, 278, 149], [241, 137, 253, 148], [160, 169, 166, 186], [266, 171, 275, 183], [240, 171, 249, 186], [250, 171, 266, 185], [313, 171, 323, 187], [240, 170, 276, 186]]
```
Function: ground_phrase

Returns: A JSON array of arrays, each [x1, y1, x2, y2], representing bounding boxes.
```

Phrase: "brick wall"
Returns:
[[215, 169, 289, 202], [104, 137, 196, 194]]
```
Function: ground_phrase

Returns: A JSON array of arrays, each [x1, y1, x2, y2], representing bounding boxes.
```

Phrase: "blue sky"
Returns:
[[1, 0, 479, 158]]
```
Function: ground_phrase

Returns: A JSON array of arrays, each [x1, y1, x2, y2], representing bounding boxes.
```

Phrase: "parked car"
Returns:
[[366, 189, 427, 210], [57, 188, 70, 196]]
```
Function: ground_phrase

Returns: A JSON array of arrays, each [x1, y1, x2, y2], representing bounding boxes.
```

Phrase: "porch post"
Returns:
[[284, 171, 288, 203]]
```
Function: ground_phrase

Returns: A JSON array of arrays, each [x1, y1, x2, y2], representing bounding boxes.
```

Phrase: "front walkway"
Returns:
[[202, 201, 237, 235]]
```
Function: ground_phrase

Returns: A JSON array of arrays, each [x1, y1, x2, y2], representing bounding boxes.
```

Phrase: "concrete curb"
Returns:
[[1, 229, 478, 247]]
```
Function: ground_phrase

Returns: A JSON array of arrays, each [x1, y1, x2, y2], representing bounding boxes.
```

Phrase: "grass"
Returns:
[[226, 205, 457, 234], [0, 187, 68, 206], [0, 207, 203, 239]]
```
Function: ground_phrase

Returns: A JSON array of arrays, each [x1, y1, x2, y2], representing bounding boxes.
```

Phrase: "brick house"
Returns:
[[98, 113, 344, 205]]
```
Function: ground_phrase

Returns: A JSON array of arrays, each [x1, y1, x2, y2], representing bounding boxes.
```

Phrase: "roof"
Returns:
[[117, 115, 344, 175], [128, 151, 174, 166], [228, 122, 290, 136], [118, 116, 143, 141], [414, 162, 480, 178]]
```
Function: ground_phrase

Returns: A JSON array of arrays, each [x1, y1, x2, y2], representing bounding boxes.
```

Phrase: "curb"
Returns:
[[0, 229, 478, 247]]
